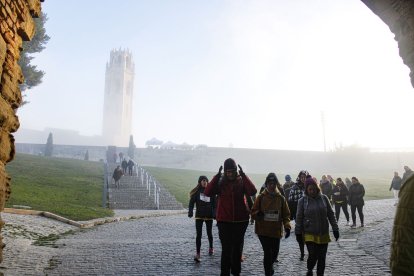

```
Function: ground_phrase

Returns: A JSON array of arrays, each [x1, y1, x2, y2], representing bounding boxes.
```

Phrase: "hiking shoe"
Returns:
[[350, 224, 356, 228], [194, 254, 201, 263], [209, 248, 214, 256], [346, 221, 350, 226], [360, 223, 364, 228]]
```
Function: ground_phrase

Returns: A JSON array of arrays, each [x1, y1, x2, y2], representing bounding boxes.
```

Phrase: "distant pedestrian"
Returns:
[[348, 177, 365, 228], [127, 159, 135, 176], [401, 165, 413, 185], [112, 152, 117, 163], [295, 176, 339, 276], [252, 173, 291, 276], [112, 165, 123, 188], [188, 176, 216, 263], [345, 177, 352, 190], [389, 172, 402, 206], [119, 152, 124, 163], [288, 170, 308, 261], [332, 178, 350, 225], [121, 159, 128, 174], [204, 158, 257, 276], [282, 174, 294, 197], [320, 175, 333, 202]]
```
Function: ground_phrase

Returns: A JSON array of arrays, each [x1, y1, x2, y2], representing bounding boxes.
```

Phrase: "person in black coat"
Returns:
[[348, 177, 365, 228], [332, 178, 350, 225], [188, 176, 216, 262]]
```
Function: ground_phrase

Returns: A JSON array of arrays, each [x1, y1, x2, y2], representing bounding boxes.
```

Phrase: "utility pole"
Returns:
[[321, 111, 326, 152]]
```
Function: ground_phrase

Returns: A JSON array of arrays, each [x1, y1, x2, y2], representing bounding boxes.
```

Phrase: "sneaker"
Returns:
[[209, 248, 214, 256], [360, 223, 364, 228], [350, 224, 356, 228], [194, 254, 201, 263], [346, 221, 349, 226]]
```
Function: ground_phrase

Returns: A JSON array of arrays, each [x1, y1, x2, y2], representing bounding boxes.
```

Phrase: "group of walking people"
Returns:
[[188, 158, 368, 276]]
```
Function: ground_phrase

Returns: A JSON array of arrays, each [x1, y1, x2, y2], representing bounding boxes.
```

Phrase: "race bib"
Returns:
[[264, 210, 280, 221], [200, 193, 211, 202]]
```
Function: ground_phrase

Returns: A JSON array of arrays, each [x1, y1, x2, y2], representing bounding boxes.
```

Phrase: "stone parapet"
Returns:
[[0, 0, 42, 262]]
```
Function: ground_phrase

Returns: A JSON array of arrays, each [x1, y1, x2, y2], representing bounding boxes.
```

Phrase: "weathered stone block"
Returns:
[[0, 130, 15, 163], [0, 96, 20, 132]]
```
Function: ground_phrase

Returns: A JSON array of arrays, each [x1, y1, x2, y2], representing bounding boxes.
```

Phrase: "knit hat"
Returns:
[[224, 158, 237, 171], [198, 175, 208, 184], [285, 175, 291, 181], [266, 173, 279, 184], [305, 175, 317, 187]]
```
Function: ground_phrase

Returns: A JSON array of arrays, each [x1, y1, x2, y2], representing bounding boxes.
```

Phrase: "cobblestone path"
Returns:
[[45, 199, 395, 276]]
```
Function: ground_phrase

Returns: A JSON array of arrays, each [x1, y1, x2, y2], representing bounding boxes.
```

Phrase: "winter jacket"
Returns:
[[282, 181, 295, 198], [391, 173, 414, 275], [295, 193, 338, 238], [332, 184, 349, 204], [402, 169, 414, 184], [320, 181, 333, 200], [288, 182, 305, 203], [348, 183, 365, 206], [204, 173, 257, 223], [389, 176, 402, 191], [251, 189, 291, 238], [188, 187, 216, 219]]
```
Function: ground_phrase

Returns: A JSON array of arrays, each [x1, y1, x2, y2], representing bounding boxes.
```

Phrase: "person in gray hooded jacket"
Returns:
[[295, 176, 339, 276]]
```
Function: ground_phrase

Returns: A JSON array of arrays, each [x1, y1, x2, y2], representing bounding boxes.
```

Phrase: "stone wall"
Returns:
[[0, 0, 42, 262], [362, 0, 414, 87]]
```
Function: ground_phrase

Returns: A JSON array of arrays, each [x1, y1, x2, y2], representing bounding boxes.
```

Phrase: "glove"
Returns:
[[333, 230, 339, 241], [296, 234, 303, 243], [238, 164, 245, 176], [188, 211, 193, 218], [217, 166, 223, 176], [284, 228, 291, 239], [256, 210, 264, 219]]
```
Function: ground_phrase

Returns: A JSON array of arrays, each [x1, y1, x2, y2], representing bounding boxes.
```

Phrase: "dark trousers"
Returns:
[[350, 204, 364, 225], [195, 219, 213, 253], [306, 242, 328, 276], [217, 221, 249, 276], [258, 235, 280, 276], [334, 202, 350, 222]]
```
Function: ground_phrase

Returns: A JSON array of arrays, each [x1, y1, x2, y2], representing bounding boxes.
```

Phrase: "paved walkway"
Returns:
[[0, 199, 395, 275]]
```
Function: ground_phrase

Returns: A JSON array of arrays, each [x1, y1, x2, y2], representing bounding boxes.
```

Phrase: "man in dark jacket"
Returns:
[[389, 172, 402, 206], [204, 158, 257, 276], [401, 165, 413, 185]]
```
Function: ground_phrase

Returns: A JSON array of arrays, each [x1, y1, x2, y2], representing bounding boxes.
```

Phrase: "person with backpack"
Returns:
[[188, 176, 216, 262], [121, 159, 128, 174], [127, 159, 135, 176], [112, 165, 124, 188], [295, 176, 339, 276], [288, 170, 308, 261], [332, 178, 350, 225], [204, 158, 257, 276], [348, 176, 365, 228], [251, 173, 291, 276]]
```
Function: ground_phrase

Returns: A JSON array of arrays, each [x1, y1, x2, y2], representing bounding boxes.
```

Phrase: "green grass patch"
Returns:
[[6, 153, 113, 221], [144, 167, 393, 206]]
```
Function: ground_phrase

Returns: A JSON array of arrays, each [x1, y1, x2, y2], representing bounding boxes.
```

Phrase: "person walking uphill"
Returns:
[[204, 158, 257, 276], [332, 178, 350, 225], [295, 176, 339, 276], [288, 170, 308, 261], [389, 172, 402, 206], [251, 173, 291, 276], [188, 176, 216, 263], [348, 177, 365, 228]]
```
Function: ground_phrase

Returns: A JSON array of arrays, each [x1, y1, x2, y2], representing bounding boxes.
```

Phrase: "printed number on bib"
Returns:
[[200, 193, 211, 202], [264, 210, 279, 221]]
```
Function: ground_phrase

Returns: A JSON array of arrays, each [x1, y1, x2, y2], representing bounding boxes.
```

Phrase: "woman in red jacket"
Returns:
[[204, 158, 257, 276]]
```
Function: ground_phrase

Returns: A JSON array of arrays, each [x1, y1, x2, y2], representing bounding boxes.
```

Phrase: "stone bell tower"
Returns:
[[102, 49, 135, 146]]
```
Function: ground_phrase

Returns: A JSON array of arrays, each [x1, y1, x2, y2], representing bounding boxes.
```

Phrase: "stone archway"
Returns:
[[0, 0, 413, 267]]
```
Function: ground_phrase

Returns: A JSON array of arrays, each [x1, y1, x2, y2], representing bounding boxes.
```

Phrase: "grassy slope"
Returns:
[[145, 167, 393, 206], [6, 153, 113, 221]]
